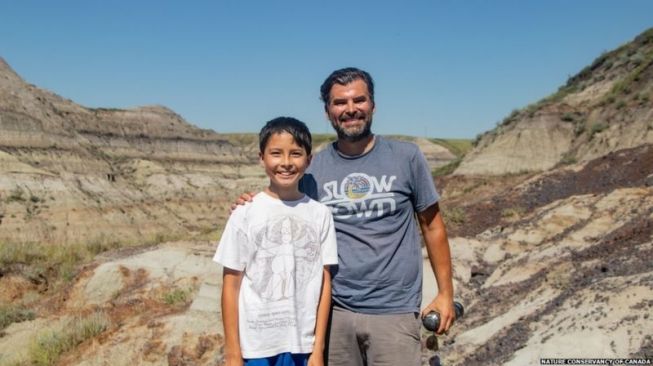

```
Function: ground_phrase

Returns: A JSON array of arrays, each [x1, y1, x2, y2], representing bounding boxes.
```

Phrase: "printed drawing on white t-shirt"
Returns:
[[248, 214, 320, 302]]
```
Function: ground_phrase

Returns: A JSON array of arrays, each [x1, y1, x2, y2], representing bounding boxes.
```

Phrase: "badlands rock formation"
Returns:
[[0, 57, 266, 247], [432, 145, 653, 365], [2, 146, 649, 365], [456, 27, 653, 175]]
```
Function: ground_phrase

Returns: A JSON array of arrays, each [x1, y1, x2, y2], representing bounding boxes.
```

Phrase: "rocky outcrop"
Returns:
[[435, 186, 653, 365], [456, 28, 653, 175], [0, 241, 225, 365], [0, 58, 265, 247], [424, 145, 653, 364]]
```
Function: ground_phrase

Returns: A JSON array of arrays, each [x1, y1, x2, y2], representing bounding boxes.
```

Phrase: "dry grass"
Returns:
[[0, 304, 35, 331], [28, 312, 110, 366]]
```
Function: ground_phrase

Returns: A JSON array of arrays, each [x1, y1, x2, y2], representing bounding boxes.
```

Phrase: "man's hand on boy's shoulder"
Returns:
[[229, 191, 257, 213]]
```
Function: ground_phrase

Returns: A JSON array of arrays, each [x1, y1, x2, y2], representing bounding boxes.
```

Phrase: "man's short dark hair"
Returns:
[[259, 117, 312, 155], [320, 67, 375, 107]]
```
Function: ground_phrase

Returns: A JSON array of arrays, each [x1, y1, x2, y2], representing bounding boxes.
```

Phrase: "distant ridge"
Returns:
[[456, 27, 653, 175]]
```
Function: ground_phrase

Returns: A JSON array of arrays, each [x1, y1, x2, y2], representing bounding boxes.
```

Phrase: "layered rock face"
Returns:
[[457, 28, 653, 175], [2, 146, 649, 366], [430, 145, 653, 365], [0, 58, 265, 246]]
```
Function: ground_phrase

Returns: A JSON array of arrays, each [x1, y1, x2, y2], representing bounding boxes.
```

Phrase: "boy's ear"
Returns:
[[259, 151, 264, 167], [307, 154, 312, 166]]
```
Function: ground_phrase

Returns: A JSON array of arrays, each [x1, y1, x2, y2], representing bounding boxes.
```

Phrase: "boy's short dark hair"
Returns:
[[320, 67, 375, 107], [259, 117, 312, 155]]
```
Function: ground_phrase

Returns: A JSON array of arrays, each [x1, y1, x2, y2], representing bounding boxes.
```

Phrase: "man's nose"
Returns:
[[345, 100, 356, 114]]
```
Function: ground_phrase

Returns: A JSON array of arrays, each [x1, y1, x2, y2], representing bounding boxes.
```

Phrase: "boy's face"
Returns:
[[259, 132, 311, 195]]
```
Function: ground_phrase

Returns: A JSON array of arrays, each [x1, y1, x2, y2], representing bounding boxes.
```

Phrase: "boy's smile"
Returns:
[[260, 131, 311, 200]]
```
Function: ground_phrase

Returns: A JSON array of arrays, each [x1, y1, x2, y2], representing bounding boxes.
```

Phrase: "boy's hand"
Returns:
[[307, 352, 324, 366], [229, 191, 256, 212]]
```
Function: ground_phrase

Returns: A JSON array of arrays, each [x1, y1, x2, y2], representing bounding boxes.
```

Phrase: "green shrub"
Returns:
[[432, 159, 462, 177], [443, 207, 466, 225], [162, 288, 191, 306], [573, 121, 586, 137], [590, 122, 609, 139], [560, 153, 577, 165], [501, 207, 525, 219], [561, 113, 574, 122], [0, 305, 35, 331], [6, 187, 25, 202]]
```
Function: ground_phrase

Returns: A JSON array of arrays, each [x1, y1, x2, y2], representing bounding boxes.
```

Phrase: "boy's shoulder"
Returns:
[[231, 193, 331, 219], [305, 195, 331, 210], [303, 197, 334, 222], [229, 191, 267, 220]]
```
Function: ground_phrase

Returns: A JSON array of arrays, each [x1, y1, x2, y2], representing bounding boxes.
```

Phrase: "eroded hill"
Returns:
[[0, 57, 266, 249], [456, 28, 653, 175]]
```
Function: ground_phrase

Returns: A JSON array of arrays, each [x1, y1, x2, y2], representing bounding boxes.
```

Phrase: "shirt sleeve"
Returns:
[[319, 205, 338, 266], [410, 146, 440, 213], [213, 210, 249, 271]]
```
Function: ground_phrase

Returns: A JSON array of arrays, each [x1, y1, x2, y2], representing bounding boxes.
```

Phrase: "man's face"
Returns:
[[325, 79, 375, 142]]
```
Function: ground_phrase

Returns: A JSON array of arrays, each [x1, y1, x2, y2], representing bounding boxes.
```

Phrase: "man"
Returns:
[[236, 67, 454, 366]]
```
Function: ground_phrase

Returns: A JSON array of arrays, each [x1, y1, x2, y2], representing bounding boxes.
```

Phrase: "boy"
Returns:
[[214, 117, 337, 366]]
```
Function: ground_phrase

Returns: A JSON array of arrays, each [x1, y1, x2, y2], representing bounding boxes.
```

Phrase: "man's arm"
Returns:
[[308, 267, 332, 366], [222, 268, 244, 366], [418, 202, 455, 335]]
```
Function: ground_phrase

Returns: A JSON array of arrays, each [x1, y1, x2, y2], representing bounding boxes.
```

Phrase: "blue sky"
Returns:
[[1, 1, 652, 139]]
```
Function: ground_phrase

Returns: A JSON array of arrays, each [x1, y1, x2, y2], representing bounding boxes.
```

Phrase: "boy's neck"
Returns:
[[264, 185, 304, 201]]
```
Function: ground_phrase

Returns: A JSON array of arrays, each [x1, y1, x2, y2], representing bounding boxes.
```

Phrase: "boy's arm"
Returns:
[[309, 266, 332, 366], [222, 267, 244, 366]]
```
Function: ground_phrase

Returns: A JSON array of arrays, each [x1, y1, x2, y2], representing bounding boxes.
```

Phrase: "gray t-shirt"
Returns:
[[300, 136, 439, 314]]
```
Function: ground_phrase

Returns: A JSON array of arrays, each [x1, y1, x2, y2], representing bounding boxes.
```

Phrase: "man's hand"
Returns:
[[421, 293, 455, 335], [230, 191, 256, 212]]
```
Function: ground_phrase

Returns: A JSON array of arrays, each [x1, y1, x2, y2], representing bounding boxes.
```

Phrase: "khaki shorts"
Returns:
[[326, 305, 422, 366]]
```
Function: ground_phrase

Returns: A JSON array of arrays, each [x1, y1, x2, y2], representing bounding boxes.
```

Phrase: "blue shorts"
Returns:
[[244, 352, 310, 366]]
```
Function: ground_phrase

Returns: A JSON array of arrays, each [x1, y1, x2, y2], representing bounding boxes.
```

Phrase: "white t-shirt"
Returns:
[[213, 192, 338, 359]]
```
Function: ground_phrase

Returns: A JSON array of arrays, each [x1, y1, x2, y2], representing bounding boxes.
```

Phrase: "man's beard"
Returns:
[[332, 116, 373, 143]]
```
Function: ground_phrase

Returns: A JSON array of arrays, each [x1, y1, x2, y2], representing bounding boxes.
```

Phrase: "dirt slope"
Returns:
[[456, 28, 653, 175]]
